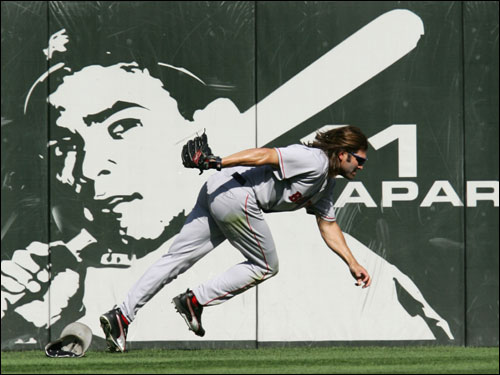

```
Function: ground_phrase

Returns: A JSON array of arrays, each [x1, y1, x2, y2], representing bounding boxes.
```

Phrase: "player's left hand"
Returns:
[[349, 262, 372, 288], [181, 131, 222, 174]]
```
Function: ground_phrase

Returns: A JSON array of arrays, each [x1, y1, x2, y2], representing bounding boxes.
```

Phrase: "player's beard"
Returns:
[[339, 167, 357, 180]]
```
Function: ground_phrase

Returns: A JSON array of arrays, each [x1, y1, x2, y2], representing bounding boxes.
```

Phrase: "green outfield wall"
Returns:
[[1, 1, 498, 349]]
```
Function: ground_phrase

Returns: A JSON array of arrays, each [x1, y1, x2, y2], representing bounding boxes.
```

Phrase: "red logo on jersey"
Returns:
[[289, 191, 303, 203]]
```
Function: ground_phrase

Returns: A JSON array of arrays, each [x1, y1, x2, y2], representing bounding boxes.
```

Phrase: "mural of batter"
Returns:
[[1, 2, 459, 349]]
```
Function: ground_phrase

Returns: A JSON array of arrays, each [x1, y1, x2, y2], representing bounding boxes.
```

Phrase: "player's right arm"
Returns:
[[221, 148, 279, 168], [316, 217, 372, 288]]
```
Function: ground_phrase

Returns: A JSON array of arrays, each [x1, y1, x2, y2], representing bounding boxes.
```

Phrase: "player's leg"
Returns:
[[101, 186, 225, 350], [119, 191, 225, 323], [193, 186, 279, 306]]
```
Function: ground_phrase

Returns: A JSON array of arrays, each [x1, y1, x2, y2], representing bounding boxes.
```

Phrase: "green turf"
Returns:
[[1, 346, 498, 374]]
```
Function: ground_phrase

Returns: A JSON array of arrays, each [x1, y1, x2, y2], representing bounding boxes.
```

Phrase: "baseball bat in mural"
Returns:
[[252, 9, 424, 146]]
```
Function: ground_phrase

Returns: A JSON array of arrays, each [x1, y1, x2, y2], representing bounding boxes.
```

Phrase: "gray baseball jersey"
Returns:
[[120, 144, 337, 322], [232, 144, 337, 220]]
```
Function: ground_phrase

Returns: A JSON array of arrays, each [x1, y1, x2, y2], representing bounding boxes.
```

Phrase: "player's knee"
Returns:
[[266, 259, 279, 277]]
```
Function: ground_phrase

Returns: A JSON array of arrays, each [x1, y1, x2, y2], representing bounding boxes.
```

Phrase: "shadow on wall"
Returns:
[[394, 278, 454, 342]]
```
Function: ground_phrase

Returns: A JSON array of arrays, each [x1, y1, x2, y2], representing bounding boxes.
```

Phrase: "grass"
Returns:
[[1, 346, 498, 374]]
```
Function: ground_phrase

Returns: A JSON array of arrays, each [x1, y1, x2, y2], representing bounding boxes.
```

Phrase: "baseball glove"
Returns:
[[181, 132, 222, 174]]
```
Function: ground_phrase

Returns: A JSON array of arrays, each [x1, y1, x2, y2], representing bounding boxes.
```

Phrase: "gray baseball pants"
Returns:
[[120, 170, 279, 322]]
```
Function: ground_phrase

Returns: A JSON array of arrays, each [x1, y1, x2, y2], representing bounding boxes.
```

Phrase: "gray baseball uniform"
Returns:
[[120, 144, 337, 322]]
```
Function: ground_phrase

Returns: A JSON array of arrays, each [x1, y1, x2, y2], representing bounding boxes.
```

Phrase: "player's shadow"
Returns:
[[393, 278, 453, 342]]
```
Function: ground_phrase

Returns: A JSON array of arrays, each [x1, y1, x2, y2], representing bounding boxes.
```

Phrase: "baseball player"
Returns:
[[100, 125, 372, 352]]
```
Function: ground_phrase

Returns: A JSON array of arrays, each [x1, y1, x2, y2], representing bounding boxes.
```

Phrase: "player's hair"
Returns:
[[307, 125, 368, 177]]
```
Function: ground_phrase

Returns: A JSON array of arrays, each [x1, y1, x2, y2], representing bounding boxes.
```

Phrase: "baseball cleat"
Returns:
[[172, 289, 205, 337], [100, 307, 129, 352]]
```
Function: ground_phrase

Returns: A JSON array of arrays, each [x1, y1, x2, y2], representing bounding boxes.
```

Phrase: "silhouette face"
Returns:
[[49, 63, 191, 241]]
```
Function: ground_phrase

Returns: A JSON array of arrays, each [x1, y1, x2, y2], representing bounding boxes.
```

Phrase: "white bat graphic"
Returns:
[[240, 9, 425, 146]]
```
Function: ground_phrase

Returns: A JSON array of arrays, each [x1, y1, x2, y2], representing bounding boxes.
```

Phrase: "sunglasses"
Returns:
[[348, 152, 367, 166]]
